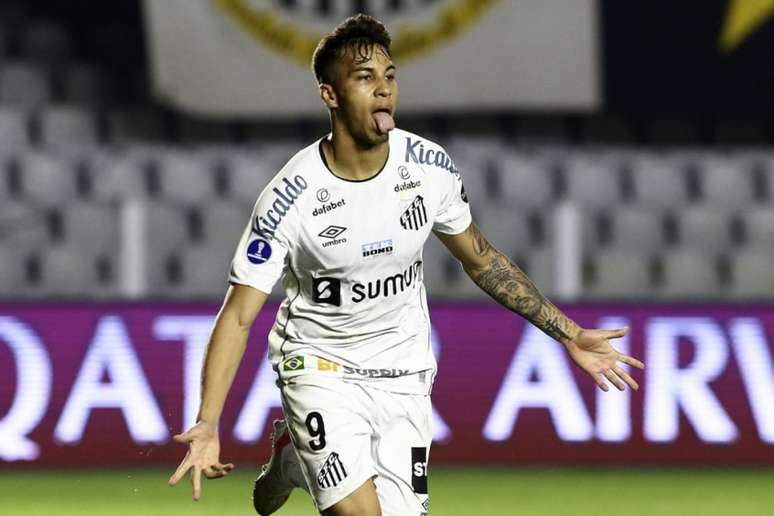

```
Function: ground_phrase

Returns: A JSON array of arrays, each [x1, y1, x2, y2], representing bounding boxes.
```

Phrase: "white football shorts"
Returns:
[[279, 374, 432, 515]]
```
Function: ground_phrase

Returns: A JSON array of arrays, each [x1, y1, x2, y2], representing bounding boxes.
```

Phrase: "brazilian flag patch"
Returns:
[[283, 356, 305, 371]]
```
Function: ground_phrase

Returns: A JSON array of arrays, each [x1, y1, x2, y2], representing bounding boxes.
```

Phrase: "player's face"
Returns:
[[328, 44, 398, 145]]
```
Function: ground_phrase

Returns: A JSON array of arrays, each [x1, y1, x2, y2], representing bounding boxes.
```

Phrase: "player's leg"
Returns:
[[280, 376, 382, 515], [320, 478, 380, 516], [252, 418, 309, 515], [369, 388, 433, 516]]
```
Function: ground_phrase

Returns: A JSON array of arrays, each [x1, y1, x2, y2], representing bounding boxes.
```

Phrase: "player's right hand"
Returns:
[[168, 420, 235, 501]]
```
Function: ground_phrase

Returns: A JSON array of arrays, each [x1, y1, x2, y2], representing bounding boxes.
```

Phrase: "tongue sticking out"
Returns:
[[373, 111, 395, 134]]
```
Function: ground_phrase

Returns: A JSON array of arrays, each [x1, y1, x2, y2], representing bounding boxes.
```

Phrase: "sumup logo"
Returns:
[[252, 175, 307, 240]]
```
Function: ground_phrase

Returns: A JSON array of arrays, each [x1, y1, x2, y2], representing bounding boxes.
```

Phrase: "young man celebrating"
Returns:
[[168, 14, 644, 516]]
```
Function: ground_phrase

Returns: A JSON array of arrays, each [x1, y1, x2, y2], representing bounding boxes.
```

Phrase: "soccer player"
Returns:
[[168, 14, 645, 516]]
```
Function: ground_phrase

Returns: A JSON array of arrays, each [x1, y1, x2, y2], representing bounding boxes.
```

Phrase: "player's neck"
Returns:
[[322, 127, 389, 181]]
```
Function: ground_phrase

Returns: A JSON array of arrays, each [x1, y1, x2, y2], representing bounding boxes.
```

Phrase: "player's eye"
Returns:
[[386, 74, 396, 81], [358, 74, 372, 81]]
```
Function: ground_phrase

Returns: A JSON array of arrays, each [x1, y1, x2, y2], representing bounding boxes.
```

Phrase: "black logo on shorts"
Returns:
[[312, 277, 341, 306], [317, 452, 348, 489], [400, 196, 427, 231], [411, 447, 428, 494]]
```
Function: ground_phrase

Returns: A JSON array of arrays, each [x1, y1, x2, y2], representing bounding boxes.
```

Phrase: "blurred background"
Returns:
[[0, 1, 773, 514]]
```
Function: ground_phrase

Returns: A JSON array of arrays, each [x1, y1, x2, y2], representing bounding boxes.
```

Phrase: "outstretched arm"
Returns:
[[434, 223, 644, 391], [168, 284, 268, 500]]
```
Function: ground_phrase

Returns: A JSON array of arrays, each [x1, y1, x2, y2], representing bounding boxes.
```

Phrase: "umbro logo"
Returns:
[[319, 225, 346, 239], [317, 452, 348, 490], [319, 225, 347, 248], [400, 196, 428, 231]]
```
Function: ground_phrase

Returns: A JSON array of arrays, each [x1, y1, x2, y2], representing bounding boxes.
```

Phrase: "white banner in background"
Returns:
[[142, 0, 600, 117]]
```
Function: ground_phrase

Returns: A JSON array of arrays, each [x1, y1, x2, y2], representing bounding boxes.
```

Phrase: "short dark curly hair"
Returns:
[[312, 14, 392, 85]]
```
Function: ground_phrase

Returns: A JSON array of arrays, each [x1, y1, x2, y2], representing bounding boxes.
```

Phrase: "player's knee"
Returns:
[[322, 479, 381, 516]]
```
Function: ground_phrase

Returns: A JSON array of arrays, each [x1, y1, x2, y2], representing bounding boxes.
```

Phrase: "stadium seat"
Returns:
[[0, 61, 51, 110], [199, 200, 249, 251], [694, 154, 755, 207], [474, 204, 531, 259], [0, 200, 49, 252], [675, 206, 733, 253], [39, 105, 98, 149], [728, 250, 774, 299], [0, 106, 29, 155], [740, 207, 774, 249], [154, 150, 218, 206], [561, 154, 625, 208], [455, 155, 491, 203], [586, 251, 654, 298], [604, 206, 666, 252], [144, 200, 191, 289], [18, 151, 79, 206], [107, 108, 165, 144], [656, 251, 722, 299], [175, 243, 233, 298], [89, 150, 152, 201], [629, 153, 690, 208], [224, 151, 280, 205], [36, 244, 110, 298], [60, 201, 119, 256], [496, 153, 555, 209], [0, 246, 31, 296], [422, 234, 458, 299], [760, 156, 774, 203]]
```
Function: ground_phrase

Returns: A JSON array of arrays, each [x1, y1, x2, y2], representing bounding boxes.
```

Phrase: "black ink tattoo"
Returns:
[[466, 225, 579, 344]]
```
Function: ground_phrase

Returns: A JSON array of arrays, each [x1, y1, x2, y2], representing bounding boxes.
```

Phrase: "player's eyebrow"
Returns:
[[351, 64, 397, 74]]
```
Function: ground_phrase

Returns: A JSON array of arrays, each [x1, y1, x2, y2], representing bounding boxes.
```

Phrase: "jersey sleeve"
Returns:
[[432, 161, 473, 235], [228, 192, 293, 295]]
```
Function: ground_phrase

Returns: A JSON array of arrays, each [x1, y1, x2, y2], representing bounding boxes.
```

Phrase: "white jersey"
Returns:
[[229, 128, 472, 394]]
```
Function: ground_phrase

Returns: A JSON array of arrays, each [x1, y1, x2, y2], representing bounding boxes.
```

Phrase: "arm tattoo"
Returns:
[[466, 225, 579, 344]]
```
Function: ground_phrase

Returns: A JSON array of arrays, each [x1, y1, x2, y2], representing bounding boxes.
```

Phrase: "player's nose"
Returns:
[[375, 77, 391, 97]]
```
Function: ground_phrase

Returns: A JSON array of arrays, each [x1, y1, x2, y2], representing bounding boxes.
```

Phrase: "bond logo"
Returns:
[[312, 277, 341, 306], [361, 239, 394, 259], [246, 238, 272, 264], [400, 196, 428, 231], [211, 0, 497, 67], [317, 452, 348, 490]]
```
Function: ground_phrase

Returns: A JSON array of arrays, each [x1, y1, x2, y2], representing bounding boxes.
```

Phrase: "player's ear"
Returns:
[[320, 83, 338, 109]]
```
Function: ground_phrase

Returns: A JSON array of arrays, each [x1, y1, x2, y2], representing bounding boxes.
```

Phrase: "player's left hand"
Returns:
[[168, 421, 235, 501], [565, 327, 644, 392]]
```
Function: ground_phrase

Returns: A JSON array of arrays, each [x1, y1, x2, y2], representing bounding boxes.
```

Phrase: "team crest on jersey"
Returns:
[[400, 196, 428, 231], [316, 452, 348, 490], [210, 0, 496, 67]]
